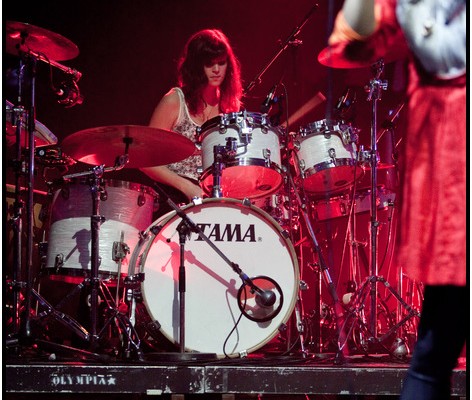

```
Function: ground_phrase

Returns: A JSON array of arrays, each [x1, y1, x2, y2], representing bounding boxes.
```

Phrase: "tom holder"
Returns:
[[211, 139, 238, 198]]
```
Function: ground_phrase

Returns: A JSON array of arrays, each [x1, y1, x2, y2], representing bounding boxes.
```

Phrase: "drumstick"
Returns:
[[287, 91, 326, 128]]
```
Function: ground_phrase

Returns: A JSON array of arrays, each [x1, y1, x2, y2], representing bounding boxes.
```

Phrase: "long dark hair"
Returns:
[[177, 29, 243, 114]]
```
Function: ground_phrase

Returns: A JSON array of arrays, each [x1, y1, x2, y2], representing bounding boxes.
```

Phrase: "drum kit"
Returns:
[[5, 18, 420, 363]]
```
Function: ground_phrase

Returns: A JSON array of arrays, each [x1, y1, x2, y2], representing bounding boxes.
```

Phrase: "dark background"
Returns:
[[4, 0, 411, 337], [5, 0, 408, 172]]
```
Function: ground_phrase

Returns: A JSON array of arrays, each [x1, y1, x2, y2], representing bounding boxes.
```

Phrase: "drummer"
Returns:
[[140, 28, 244, 213]]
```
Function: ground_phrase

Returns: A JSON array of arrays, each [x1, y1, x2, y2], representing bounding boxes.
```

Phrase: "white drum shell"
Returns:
[[294, 119, 363, 194], [132, 198, 299, 357], [46, 179, 156, 278], [199, 112, 283, 199]]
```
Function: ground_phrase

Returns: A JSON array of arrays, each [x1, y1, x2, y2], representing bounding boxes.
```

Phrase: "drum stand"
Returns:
[[340, 60, 419, 356]]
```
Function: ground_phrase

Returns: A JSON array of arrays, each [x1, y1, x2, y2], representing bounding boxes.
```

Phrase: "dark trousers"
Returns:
[[400, 285, 467, 399]]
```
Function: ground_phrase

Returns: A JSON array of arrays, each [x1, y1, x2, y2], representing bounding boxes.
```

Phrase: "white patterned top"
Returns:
[[166, 87, 202, 181]]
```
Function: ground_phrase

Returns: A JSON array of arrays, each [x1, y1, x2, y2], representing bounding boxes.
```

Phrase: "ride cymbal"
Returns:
[[6, 21, 79, 61], [61, 125, 197, 168]]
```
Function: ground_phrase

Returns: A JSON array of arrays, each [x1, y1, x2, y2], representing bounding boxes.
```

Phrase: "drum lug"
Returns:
[[328, 148, 337, 159], [263, 148, 271, 166], [298, 159, 306, 172]]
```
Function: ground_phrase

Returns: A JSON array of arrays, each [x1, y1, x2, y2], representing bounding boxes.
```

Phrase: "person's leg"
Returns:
[[400, 285, 466, 399]]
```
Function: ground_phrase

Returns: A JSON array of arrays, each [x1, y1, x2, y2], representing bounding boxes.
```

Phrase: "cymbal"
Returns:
[[6, 100, 58, 148], [61, 125, 197, 168], [317, 41, 407, 69], [6, 21, 79, 61]]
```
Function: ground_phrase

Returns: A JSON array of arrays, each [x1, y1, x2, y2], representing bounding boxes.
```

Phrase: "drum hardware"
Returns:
[[112, 231, 130, 305], [6, 100, 58, 148], [211, 139, 238, 198], [17, 163, 147, 360], [337, 60, 420, 356], [4, 22, 84, 355]]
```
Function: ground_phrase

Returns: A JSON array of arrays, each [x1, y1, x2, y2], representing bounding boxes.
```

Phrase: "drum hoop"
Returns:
[[54, 178, 157, 197], [306, 158, 360, 174], [199, 111, 281, 138], [299, 119, 356, 146], [201, 158, 283, 173]]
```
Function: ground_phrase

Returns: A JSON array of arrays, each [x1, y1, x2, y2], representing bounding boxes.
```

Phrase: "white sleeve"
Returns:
[[396, 0, 466, 79]]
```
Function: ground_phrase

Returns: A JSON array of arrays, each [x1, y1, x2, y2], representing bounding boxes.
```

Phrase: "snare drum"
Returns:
[[197, 111, 283, 199], [45, 179, 157, 283], [292, 119, 363, 194], [129, 198, 299, 357]]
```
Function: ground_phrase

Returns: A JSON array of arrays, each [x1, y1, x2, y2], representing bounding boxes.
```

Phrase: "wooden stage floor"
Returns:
[[4, 342, 467, 399]]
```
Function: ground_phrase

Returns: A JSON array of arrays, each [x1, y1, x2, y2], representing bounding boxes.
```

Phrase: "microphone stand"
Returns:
[[244, 3, 319, 95], [285, 171, 347, 364]]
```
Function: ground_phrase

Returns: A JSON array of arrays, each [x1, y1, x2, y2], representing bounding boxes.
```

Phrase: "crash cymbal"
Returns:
[[6, 21, 79, 61], [318, 40, 407, 69], [61, 125, 197, 168], [6, 100, 58, 148]]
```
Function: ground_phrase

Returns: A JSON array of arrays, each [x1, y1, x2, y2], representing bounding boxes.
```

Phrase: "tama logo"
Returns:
[[195, 223, 256, 242]]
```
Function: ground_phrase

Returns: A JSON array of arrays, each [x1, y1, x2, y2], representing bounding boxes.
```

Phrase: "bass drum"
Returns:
[[130, 198, 299, 357]]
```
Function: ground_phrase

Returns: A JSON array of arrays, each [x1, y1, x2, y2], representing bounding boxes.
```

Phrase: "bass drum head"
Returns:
[[133, 198, 299, 357]]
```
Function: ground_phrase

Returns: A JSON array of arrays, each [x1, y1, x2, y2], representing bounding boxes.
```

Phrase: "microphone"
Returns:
[[260, 84, 278, 113], [55, 80, 84, 108], [255, 289, 277, 307]]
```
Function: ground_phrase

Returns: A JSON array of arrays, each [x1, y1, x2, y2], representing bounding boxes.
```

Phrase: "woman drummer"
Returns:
[[141, 28, 243, 210]]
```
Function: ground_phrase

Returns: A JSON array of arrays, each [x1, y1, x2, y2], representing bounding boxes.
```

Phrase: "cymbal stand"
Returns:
[[8, 96, 27, 338], [365, 60, 388, 337], [5, 53, 39, 344], [341, 60, 420, 355]]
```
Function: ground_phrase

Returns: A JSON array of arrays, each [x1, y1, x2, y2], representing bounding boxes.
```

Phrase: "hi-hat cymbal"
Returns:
[[318, 40, 408, 69], [6, 100, 58, 148], [6, 21, 79, 61], [61, 125, 197, 168]]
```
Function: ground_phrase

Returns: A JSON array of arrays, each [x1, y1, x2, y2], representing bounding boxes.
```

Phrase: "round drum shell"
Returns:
[[130, 198, 299, 357], [199, 112, 283, 199], [45, 179, 156, 281]]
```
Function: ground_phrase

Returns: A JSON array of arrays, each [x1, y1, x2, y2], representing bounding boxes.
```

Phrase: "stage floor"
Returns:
[[4, 344, 467, 399]]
